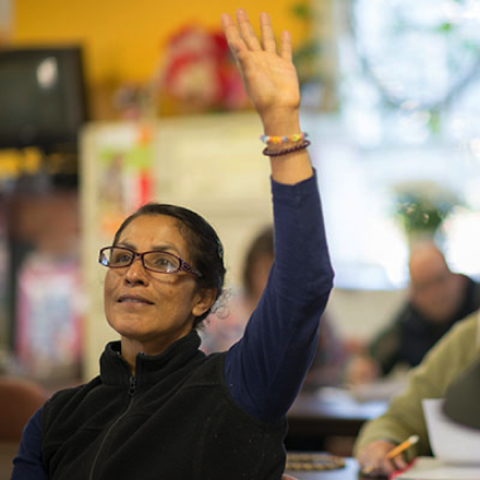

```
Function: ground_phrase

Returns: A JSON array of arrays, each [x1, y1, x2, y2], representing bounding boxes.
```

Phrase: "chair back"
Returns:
[[0, 376, 46, 441], [0, 442, 21, 478]]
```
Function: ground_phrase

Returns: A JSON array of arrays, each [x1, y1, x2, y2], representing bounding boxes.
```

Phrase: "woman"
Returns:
[[12, 9, 333, 480]]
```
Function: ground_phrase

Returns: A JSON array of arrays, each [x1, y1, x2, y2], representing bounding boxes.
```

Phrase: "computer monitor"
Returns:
[[0, 46, 89, 150]]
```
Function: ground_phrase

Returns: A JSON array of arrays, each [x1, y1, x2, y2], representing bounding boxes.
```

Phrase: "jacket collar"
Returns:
[[100, 330, 205, 386]]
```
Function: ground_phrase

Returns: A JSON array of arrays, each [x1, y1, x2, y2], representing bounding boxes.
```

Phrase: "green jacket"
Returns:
[[354, 311, 480, 461]]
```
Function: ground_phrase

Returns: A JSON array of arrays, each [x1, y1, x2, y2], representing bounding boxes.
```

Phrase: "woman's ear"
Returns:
[[192, 288, 217, 317]]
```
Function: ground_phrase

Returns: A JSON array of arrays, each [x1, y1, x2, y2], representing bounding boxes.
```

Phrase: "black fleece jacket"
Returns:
[[41, 332, 287, 480]]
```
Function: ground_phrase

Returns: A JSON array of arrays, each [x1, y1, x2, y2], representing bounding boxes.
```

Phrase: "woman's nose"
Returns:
[[124, 256, 148, 285]]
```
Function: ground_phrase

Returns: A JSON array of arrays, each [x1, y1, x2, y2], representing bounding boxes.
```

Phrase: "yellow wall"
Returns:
[[13, 0, 312, 88]]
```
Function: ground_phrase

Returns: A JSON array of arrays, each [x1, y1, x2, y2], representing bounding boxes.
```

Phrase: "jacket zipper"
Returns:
[[88, 376, 137, 480]]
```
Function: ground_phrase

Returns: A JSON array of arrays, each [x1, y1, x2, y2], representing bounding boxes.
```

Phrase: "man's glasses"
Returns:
[[98, 246, 202, 277]]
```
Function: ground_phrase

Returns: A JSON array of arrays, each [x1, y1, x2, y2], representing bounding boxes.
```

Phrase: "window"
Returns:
[[306, 0, 480, 289]]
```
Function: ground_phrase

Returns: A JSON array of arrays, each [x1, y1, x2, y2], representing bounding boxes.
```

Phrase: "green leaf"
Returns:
[[436, 22, 455, 33]]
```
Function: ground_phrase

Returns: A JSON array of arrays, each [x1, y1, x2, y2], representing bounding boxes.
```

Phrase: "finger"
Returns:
[[361, 465, 385, 478], [280, 30, 292, 62], [260, 12, 276, 53], [221, 13, 247, 60], [358, 455, 377, 476], [236, 8, 262, 51], [360, 464, 375, 476], [392, 455, 408, 471], [381, 457, 398, 476], [359, 451, 387, 476], [221, 13, 235, 33]]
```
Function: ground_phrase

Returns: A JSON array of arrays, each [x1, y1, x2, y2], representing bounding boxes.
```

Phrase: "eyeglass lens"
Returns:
[[104, 247, 181, 273]]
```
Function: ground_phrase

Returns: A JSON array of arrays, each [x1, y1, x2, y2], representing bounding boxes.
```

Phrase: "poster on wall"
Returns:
[[94, 123, 155, 241]]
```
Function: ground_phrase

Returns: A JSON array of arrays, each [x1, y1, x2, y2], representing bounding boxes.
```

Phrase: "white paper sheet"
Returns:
[[394, 457, 480, 479], [422, 398, 480, 465]]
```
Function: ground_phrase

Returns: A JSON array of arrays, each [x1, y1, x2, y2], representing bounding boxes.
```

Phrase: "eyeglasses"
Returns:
[[98, 246, 202, 277]]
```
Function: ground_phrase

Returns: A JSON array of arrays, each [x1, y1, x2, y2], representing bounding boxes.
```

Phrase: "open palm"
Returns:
[[221, 10, 300, 118]]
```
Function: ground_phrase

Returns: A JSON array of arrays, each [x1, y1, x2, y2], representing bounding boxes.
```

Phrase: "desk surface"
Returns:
[[287, 392, 387, 438], [286, 391, 388, 452]]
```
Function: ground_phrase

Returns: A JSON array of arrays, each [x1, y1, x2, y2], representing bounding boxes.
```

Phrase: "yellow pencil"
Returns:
[[386, 435, 419, 459]]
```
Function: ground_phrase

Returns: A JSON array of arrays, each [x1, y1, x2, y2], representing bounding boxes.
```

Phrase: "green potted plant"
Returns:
[[392, 181, 461, 247]]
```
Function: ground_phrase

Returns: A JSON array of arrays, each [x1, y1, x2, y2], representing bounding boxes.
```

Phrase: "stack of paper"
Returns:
[[393, 457, 480, 479], [394, 399, 480, 479], [423, 398, 480, 464]]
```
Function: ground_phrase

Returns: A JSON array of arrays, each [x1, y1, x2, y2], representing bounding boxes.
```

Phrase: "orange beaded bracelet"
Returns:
[[259, 133, 308, 144]]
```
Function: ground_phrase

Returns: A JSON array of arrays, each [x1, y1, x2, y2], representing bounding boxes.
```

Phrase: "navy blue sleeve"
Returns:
[[11, 407, 48, 480], [224, 172, 334, 423]]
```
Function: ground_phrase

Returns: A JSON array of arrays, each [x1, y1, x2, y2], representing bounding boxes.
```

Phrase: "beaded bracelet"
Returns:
[[262, 140, 311, 157], [259, 132, 308, 144]]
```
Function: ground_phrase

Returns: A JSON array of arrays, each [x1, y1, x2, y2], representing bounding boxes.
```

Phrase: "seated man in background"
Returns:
[[354, 309, 480, 476], [347, 242, 480, 385], [202, 225, 348, 390]]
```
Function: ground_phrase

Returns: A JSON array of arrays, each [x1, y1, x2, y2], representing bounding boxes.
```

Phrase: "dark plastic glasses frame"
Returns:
[[98, 246, 202, 277]]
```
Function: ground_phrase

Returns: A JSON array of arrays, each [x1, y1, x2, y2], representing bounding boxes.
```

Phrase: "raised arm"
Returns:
[[221, 9, 312, 185], [221, 9, 334, 424]]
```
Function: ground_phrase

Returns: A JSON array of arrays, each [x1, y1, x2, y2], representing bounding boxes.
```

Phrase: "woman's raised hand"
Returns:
[[221, 8, 311, 185], [221, 9, 300, 126]]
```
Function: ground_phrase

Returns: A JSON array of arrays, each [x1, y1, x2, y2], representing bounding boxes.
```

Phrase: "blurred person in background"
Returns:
[[202, 225, 347, 390], [346, 241, 480, 385], [354, 309, 480, 477]]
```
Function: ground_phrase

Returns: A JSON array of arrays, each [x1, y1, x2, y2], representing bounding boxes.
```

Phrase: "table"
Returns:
[[286, 392, 388, 451]]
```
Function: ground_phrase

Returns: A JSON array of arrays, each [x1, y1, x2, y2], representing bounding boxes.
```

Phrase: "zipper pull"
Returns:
[[128, 376, 137, 397]]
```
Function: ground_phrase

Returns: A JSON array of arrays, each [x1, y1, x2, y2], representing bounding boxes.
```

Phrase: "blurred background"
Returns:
[[1, 0, 480, 390]]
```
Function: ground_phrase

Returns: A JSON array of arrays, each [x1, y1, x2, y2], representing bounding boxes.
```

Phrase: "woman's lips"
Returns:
[[118, 295, 154, 305]]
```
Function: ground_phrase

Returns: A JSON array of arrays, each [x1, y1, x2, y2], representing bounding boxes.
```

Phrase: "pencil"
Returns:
[[386, 435, 419, 459]]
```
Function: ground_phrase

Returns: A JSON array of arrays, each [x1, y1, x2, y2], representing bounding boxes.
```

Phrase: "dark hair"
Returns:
[[242, 225, 274, 298], [113, 203, 226, 327]]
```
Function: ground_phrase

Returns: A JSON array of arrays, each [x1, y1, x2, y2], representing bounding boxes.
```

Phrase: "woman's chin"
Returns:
[[108, 318, 151, 340]]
